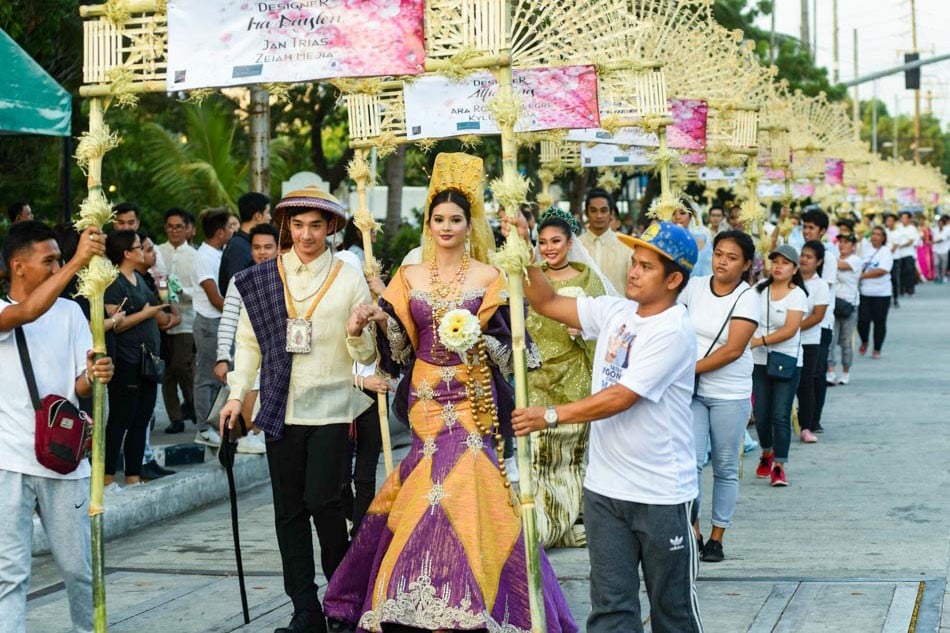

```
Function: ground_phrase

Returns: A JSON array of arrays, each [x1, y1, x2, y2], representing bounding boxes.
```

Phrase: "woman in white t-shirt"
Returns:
[[857, 226, 894, 359], [749, 245, 807, 487], [795, 241, 830, 443], [682, 230, 759, 563], [828, 233, 861, 384]]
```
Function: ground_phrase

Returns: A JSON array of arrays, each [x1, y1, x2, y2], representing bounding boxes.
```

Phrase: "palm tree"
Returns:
[[141, 95, 297, 213]]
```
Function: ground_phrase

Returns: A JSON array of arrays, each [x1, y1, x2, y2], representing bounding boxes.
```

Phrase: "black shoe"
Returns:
[[140, 460, 175, 481], [814, 424, 825, 434], [326, 619, 355, 633], [164, 420, 185, 434], [701, 538, 724, 562], [275, 610, 327, 633]]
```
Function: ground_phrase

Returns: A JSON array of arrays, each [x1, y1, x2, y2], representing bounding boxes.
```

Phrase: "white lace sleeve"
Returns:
[[387, 314, 412, 365], [482, 334, 512, 377]]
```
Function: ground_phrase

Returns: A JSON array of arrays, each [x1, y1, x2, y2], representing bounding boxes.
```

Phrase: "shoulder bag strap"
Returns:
[[701, 286, 751, 358], [14, 327, 42, 411]]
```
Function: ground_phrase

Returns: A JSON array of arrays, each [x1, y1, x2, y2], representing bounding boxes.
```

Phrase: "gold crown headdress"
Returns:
[[421, 153, 495, 264]]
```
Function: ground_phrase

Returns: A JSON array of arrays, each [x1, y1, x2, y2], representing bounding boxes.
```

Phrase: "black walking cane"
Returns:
[[220, 412, 251, 625]]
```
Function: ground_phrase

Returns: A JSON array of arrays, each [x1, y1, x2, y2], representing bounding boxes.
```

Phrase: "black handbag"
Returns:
[[833, 297, 855, 319], [764, 287, 799, 381], [140, 343, 166, 383]]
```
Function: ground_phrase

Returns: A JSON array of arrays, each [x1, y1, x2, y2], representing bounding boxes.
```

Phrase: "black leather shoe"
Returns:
[[275, 610, 327, 633], [164, 420, 185, 434], [326, 618, 355, 633], [140, 460, 175, 481]]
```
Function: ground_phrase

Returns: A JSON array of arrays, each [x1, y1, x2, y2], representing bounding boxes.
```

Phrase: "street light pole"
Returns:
[[910, 0, 920, 164]]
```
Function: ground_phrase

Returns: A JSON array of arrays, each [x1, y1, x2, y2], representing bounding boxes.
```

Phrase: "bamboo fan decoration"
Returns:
[[77, 2, 170, 631], [80, 0, 168, 104]]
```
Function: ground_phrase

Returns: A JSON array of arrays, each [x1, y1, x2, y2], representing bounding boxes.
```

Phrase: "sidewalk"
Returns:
[[27, 282, 950, 631]]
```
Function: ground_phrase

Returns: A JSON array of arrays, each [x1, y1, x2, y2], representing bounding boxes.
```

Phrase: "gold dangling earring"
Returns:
[[465, 233, 472, 257]]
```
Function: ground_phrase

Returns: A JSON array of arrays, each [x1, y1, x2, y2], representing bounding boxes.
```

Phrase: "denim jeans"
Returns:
[[752, 364, 801, 462], [192, 314, 221, 427], [691, 395, 751, 528], [0, 470, 92, 633], [829, 309, 858, 369], [584, 489, 702, 633]]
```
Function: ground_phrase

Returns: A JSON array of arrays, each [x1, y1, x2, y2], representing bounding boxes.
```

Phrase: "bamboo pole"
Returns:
[[492, 60, 548, 633], [86, 97, 109, 633], [350, 149, 394, 475]]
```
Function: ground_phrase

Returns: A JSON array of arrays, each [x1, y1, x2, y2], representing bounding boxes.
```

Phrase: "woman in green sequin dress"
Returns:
[[526, 209, 609, 548]]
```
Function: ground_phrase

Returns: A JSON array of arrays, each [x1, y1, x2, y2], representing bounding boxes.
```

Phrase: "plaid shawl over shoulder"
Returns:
[[233, 259, 292, 440]]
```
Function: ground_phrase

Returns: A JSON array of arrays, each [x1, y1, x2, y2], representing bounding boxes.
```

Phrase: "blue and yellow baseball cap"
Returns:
[[617, 221, 698, 273]]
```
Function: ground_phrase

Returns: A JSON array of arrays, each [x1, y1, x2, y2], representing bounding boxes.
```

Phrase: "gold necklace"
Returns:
[[428, 253, 470, 363]]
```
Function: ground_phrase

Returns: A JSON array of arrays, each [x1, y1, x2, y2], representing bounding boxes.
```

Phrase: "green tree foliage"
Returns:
[[0, 0, 83, 224], [859, 99, 947, 177]]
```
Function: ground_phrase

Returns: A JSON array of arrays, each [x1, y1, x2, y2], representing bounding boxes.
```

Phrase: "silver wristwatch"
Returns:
[[544, 406, 558, 429]]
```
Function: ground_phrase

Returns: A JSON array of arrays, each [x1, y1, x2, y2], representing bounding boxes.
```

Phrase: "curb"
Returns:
[[31, 452, 270, 556]]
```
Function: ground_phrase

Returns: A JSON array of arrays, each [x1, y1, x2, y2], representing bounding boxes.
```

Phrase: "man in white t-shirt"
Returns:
[[157, 208, 198, 434], [883, 213, 904, 305], [511, 219, 703, 633], [897, 211, 919, 296], [0, 221, 115, 633], [191, 207, 234, 446]]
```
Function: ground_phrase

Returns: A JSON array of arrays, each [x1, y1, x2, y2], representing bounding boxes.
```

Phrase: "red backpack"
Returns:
[[15, 328, 92, 474]]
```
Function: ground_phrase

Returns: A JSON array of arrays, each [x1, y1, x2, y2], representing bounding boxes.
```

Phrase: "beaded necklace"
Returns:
[[428, 252, 470, 363]]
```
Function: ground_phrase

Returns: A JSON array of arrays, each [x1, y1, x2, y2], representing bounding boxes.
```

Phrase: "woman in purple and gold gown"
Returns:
[[324, 153, 577, 633]]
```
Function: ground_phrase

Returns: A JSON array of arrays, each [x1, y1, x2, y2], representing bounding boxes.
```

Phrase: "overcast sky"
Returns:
[[754, 0, 950, 128]]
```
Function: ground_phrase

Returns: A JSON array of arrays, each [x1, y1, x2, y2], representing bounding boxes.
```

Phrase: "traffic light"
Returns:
[[905, 52, 920, 90]]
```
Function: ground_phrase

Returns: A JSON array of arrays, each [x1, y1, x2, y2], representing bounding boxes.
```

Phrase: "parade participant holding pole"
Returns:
[[323, 153, 577, 633], [219, 186, 377, 633], [508, 214, 703, 633], [0, 222, 114, 633]]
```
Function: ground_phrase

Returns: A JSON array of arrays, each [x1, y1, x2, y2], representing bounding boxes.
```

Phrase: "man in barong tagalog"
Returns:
[[219, 186, 378, 633]]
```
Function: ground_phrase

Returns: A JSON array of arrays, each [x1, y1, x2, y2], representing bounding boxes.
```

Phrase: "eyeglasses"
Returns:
[[165, 224, 186, 231], [129, 245, 144, 251]]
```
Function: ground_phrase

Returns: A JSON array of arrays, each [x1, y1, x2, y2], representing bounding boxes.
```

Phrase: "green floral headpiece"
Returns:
[[538, 206, 580, 235]]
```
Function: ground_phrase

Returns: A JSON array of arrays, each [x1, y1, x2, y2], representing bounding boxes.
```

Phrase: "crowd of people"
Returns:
[[1, 166, 947, 633]]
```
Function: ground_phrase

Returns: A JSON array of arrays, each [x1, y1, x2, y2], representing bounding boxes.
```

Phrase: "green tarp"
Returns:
[[0, 27, 71, 136]]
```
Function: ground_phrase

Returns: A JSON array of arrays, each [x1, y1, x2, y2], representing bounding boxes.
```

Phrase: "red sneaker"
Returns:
[[756, 454, 774, 478], [770, 465, 788, 487], [859, 344, 867, 356]]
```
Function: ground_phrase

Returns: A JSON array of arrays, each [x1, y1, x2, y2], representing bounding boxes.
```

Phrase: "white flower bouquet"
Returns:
[[555, 286, 586, 299], [438, 308, 481, 356]]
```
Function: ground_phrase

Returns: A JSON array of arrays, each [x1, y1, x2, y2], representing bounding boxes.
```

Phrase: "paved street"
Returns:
[[26, 283, 950, 632]]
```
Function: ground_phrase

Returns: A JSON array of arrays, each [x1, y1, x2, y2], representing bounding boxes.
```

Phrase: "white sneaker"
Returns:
[[839, 372, 850, 385], [195, 426, 222, 447], [104, 482, 123, 495], [825, 371, 838, 385], [504, 456, 520, 484], [237, 431, 266, 454]]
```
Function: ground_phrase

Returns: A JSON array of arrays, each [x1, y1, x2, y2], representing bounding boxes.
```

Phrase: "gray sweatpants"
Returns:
[[0, 469, 92, 633], [584, 488, 703, 633]]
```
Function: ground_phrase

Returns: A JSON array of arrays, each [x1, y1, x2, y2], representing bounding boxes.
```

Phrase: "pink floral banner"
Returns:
[[764, 168, 787, 181], [403, 66, 599, 139], [666, 99, 707, 165], [897, 187, 917, 205], [793, 182, 816, 198], [824, 158, 845, 186], [166, 0, 425, 90]]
